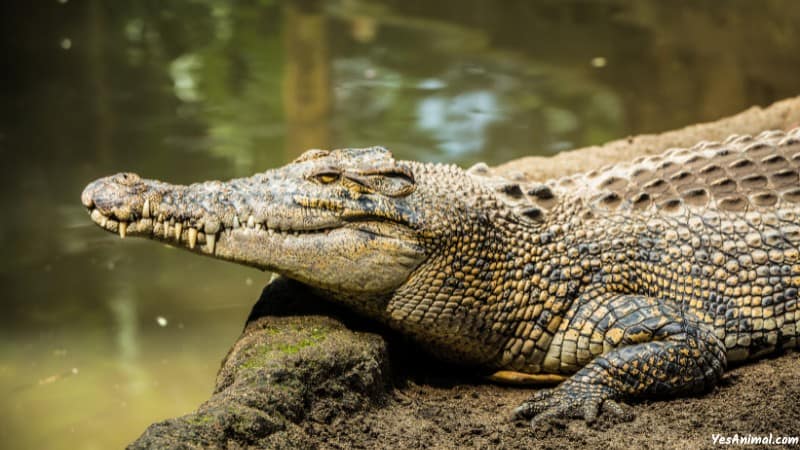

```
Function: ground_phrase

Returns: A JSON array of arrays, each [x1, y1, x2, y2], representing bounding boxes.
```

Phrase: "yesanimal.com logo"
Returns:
[[712, 433, 799, 446]]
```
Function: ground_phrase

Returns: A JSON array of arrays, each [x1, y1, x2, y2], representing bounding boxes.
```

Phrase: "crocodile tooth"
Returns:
[[91, 209, 108, 228], [163, 223, 170, 239], [139, 218, 153, 233], [92, 209, 108, 228], [247, 216, 255, 228], [187, 227, 197, 249], [233, 216, 240, 228], [142, 199, 150, 218], [119, 222, 127, 239], [158, 214, 165, 223], [174, 223, 183, 241], [186, 227, 197, 248], [206, 233, 216, 254], [255, 223, 262, 231]]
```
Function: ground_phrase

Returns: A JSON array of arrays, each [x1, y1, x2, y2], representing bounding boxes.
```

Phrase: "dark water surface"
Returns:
[[1, 1, 799, 448]]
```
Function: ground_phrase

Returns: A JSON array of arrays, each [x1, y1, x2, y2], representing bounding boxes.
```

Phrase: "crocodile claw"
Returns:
[[513, 381, 633, 428]]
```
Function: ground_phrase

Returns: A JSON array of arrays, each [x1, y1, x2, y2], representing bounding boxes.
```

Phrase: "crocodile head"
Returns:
[[81, 147, 497, 298]]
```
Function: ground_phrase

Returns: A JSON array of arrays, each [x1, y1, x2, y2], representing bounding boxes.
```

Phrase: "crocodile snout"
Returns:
[[81, 172, 143, 214]]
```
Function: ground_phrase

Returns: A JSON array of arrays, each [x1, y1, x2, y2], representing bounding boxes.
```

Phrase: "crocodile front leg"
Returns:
[[513, 294, 727, 427]]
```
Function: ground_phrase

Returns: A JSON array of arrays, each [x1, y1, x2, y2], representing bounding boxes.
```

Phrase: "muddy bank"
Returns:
[[131, 97, 800, 449]]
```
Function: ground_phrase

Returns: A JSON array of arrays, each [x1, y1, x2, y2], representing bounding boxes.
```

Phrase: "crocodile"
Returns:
[[81, 129, 800, 427]]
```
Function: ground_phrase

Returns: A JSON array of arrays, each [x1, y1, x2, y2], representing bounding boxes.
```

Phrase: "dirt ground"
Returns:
[[316, 350, 800, 450], [131, 98, 800, 449]]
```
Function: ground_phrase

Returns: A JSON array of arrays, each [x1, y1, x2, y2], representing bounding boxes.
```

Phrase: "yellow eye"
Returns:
[[315, 173, 340, 184]]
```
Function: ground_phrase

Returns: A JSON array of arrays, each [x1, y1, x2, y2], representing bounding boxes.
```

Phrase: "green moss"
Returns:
[[240, 328, 329, 369], [309, 327, 330, 339], [260, 326, 282, 335], [186, 413, 215, 426], [277, 338, 314, 355]]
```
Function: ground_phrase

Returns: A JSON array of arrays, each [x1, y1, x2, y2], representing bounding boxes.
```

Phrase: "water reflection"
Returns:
[[417, 90, 501, 156], [1, 1, 799, 448], [283, 1, 333, 155], [108, 286, 147, 395]]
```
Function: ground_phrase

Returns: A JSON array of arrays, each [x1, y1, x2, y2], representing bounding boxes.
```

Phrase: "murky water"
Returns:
[[1, 1, 799, 448]]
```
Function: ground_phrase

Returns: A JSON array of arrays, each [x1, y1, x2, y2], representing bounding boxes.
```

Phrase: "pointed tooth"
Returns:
[[187, 227, 197, 249], [206, 233, 216, 254], [255, 223, 262, 231], [142, 199, 150, 218], [118, 222, 127, 239], [99, 216, 108, 227], [247, 216, 255, 228], [233, 216, 240, 228], [163, 223, 170, 239], [174, 222, 183, 241]]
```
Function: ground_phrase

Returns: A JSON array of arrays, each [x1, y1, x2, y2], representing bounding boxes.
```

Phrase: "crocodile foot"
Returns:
[[512, 380, 633, 428]]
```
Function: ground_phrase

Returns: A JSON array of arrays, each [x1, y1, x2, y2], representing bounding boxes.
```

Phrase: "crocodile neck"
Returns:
[[324, 193, 586, 367]]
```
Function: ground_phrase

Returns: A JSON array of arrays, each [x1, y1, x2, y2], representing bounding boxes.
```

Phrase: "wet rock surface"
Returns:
[[131, 97, 800, 449]]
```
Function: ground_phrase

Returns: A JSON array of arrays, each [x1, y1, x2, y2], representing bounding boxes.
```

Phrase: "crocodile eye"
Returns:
[[314, 172, 340, 184]]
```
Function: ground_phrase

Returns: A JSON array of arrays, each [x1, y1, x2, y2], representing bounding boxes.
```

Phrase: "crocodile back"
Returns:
[[564, 129, 800, 361], [564, 129, 800, 216]]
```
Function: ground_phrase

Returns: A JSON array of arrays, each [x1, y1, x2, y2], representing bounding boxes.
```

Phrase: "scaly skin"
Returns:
[[81, 129, 800, 427]]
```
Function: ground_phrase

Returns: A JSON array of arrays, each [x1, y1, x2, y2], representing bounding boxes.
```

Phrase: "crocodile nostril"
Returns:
[[115, 172, 141, 186]]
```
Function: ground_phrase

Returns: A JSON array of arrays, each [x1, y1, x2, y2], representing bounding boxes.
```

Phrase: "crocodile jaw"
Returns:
[[81, 174, 426, 295]]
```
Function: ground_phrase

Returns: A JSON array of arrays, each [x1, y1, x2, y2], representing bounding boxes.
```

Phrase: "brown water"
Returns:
[[1, 1, 799, 448]]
